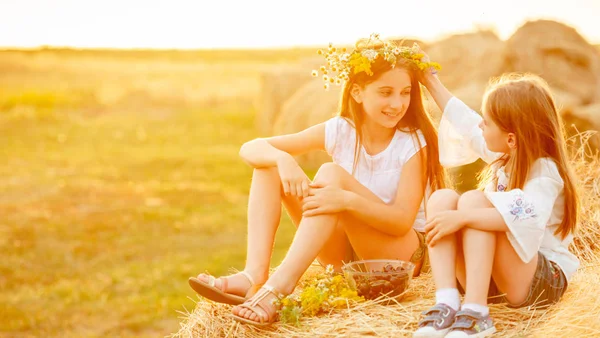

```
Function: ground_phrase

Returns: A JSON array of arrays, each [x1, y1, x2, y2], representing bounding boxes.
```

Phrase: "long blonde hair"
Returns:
[[478, 73, 579, 238], [337, 39, 447, 193]]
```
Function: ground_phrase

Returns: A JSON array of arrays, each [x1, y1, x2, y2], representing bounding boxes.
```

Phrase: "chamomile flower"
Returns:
[[313, 33, 441, 91], [361, 49, 378, 61]]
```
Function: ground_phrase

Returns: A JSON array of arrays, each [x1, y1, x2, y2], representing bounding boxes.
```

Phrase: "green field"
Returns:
[[0, 49, 314, 337]]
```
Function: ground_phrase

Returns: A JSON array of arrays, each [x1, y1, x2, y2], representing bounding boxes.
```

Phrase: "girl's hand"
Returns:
[[301, 183, 348, 217], [424, 210, 467, 246], [413, 43, 438, 86], [277, 153, 311, 198]]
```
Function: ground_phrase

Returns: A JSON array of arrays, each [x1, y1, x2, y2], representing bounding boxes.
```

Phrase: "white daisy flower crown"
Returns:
[[312, 33, 442, 90]]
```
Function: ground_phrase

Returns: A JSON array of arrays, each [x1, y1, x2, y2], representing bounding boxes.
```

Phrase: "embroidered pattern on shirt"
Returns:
[[496, 166, 508, 192], [509, 192, 537, 221], [508, 192, 537, 221]]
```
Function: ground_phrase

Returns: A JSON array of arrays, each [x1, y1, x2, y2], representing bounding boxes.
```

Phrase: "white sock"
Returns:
[[435, 288, 460, 311], [461, 303, 490, 316]]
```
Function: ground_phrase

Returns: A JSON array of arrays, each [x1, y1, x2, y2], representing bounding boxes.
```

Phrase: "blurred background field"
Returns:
[[0, 47, 318, 337], [1, 17, 600, 338]]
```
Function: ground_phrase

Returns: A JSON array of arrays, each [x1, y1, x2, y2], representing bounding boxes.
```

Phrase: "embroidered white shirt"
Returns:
[[324, 116, 428, 231], [438, 96, 580, 281]]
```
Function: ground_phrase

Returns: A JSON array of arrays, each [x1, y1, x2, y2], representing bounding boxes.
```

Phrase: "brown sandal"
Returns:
[[231, 285, 285, 326], [188, 270, 262, 305]]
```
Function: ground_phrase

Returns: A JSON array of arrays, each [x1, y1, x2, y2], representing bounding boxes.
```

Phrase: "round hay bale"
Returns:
[[254, 66, 314, 135], [426, 30, 505, 91], [553, 88, 585, 112], [562, 103, 600, 149], [453, 81, 488, 112], [273, 79, 342, 169], [504, 20, 600, 104]]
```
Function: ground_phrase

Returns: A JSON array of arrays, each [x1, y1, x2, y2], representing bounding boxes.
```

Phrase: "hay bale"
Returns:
[[174, 140, 600, 338], [426, 30, 505, 91], [272, 79, 342, 169], [561, 103, 600, 149], [172, 257, 599, 338], [254, 66, 315, 135], [504, 20, 600, 104], [553, 88, 585, 112]]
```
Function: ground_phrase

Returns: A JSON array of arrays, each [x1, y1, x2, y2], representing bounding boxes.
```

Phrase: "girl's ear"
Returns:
[[351, 84, 363, 104], [507, 132, 517, 150]]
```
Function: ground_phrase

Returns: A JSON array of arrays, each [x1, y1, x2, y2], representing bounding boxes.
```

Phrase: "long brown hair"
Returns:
[[478, 73, 579, 238], [337, 38, 446, 193]]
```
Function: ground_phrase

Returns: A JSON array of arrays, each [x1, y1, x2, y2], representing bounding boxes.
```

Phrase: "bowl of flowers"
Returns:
[[342, 259, 415, 301]]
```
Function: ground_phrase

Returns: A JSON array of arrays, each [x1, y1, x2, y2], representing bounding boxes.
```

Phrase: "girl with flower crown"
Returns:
[[187, 35, 447, 326], [413, 47, 580, 337]]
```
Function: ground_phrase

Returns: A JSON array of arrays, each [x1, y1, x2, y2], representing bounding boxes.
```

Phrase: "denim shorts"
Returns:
[[458, 252, 568, 308]]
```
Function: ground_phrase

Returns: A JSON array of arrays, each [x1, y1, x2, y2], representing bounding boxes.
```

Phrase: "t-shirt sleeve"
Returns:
[[438, 96, 502, 167], [324, 116, 349, 157], [403, 130, 427, 162]]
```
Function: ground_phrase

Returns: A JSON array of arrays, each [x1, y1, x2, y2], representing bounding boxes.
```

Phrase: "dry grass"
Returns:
[[173, 133, 600, 338]]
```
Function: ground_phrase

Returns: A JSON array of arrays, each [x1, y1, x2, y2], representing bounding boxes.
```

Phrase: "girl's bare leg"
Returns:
[[234, 163, 422, 322]]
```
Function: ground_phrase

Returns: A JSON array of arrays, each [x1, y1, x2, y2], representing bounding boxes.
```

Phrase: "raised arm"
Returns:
[[420, 69, 454, 113], [416, 46, 501, 167]]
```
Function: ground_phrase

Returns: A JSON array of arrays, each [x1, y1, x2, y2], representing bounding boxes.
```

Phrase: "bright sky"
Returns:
[[1, 0, 599, 49]]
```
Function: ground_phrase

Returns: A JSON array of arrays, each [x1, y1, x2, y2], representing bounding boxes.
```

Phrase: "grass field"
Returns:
[[0, 48, 318, 337]]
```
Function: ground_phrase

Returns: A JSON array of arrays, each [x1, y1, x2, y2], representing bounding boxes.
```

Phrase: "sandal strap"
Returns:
[[238, 302, 271, 323], [222, 271, 254, 294], [261, 284, 285, 300], [239, 270, 256, 286], [206, 275, 216, 287], [239, 285, 285, 323], [202, 274, 229, 293], [247, 285, 284, 307]]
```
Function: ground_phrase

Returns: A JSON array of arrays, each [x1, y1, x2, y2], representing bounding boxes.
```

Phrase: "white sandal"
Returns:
[[231, 285, 285, 326], [188, 270, 262, 305]]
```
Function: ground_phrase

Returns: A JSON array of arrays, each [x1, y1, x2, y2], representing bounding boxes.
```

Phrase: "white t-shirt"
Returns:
[[324, 116, 428, 231], [439, 96, 580, 281]]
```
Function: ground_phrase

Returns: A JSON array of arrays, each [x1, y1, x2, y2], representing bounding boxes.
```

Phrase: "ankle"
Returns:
[[435, 288, 460, 311], [461, 303, 490, 316], [265, 273, 297, 296], [243, 267, 269, 284]]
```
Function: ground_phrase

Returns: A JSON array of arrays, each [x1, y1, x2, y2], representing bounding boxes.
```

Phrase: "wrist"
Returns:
[[275, 152, 293, 167], [458, 209, 471, 228], [423, 72, 440, 89]]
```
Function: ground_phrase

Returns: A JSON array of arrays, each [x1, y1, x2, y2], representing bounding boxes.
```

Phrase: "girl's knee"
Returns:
[[430, 188, 460, 202], [313, 162, 344, 186], [457, 189, 491, 210], [426, 188, 460, 210]]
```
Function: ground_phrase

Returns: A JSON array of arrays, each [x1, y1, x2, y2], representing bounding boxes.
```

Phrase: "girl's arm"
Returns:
[[417, 46, 501, 166], [343, 147, 428, 237], [423, 76, 501, 166], [239, 123, 326, 168], [421, 72, 454, 113], [482, 165, 564, 263], [465, 159, 563, 263], [461, 208, 509, 231]]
